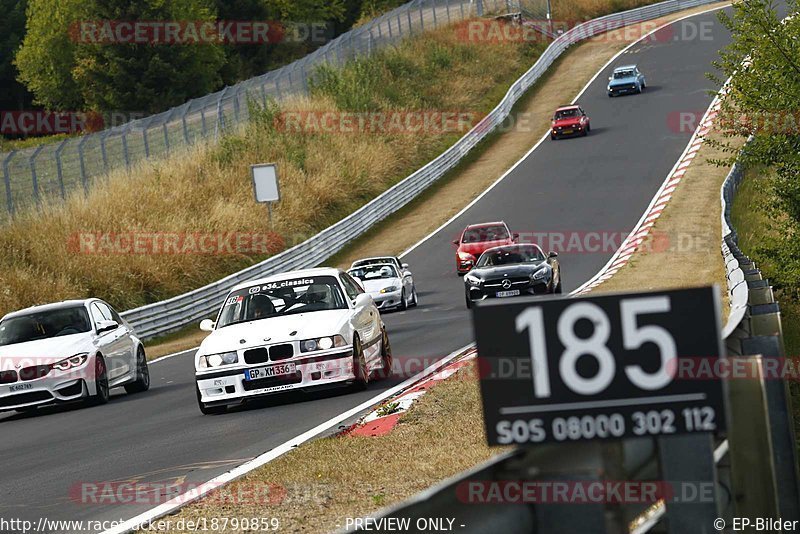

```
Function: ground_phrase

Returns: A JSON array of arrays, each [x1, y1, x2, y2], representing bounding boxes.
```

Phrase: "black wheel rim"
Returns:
[[96, 358, 109, 399], [139, 351, 150, 387]]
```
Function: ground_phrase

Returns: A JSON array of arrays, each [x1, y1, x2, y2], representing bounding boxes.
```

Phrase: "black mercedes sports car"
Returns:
[[463, 244, 561, 308]]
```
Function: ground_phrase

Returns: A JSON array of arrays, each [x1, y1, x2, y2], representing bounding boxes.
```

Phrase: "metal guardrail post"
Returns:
[[29, 145, 45, 205], [446, 0, 451, 22], [182, 109, 190, 144], [142, 124, 150, 159], [54, 139, 68, 199], [100, 131, 109, 173], [741, 331, 800, 521], [3, 151, 16, 216], [432, 0, 438, 26], [477, 0, 485, 16], [121, 131, 130, 168], [726, 355, 780, 518], [78, 136, 89, 195], [215, 87, 229, 140]]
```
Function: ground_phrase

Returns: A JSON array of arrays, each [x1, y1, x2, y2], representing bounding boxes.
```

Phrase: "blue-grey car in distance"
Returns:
[[607, 65, 646, 96]]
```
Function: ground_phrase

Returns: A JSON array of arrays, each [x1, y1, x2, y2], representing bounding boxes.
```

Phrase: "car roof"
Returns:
[[351, 256, 399, 265], [230, 267, 343, 292], [614, 65, 637, 71], [555, 105, 580, 111], [3, 299, 92, 320], [465, 221, 507, 229], [348, 261, 395, 270], [482, 243, 544, 254]]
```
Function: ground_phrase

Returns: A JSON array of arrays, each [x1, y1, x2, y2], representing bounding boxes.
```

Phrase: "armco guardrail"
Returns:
[[0, 0, 523, 218], [119, 0, 721, 340]]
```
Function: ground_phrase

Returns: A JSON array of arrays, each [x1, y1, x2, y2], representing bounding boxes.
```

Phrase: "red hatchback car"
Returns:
[[551, 105, 590, 139], [453, 221, 518, 275]]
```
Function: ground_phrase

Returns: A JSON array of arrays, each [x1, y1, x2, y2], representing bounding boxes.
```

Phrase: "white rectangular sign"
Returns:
[[251, 163, 280, 203]]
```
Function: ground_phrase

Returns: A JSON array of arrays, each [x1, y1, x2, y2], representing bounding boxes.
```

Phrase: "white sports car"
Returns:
[[0, 299, 150, 413], [194, 267, 393, 415], [347, 261, 417, 310]]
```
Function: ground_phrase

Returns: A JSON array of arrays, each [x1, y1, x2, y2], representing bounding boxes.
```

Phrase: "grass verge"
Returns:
[[730, 167, 800, 449]]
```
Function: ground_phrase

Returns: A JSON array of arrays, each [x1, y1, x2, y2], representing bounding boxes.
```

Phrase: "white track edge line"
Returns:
[[102, 342, 474, 534]]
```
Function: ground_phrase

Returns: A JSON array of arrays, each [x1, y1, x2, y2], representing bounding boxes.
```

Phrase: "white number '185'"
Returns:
[[515, 297, 677, 398]]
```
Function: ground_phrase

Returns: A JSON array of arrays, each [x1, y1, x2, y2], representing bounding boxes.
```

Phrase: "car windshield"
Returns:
[[462, 225, 509, 243], [477, 246, 546, 267], [613, 70, 635, 79], [554, 108, 580, 120], [217, 275, 348, 328], [348, 264, 398, 280], [352, 258, 396, 268], [0, 306, 92, 346]]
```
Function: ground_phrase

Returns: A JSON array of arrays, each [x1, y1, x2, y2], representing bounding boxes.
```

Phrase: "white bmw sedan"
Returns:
[[194, 267, 393, 415], [0, 299, 150, 413]]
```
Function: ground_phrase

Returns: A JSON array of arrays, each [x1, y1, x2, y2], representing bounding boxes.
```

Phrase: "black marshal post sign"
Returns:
[[473, 286, 726, 445]]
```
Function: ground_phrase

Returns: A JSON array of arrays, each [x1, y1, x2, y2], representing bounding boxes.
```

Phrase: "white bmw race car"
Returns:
[[194, 267, 393, 415], [0, 299, 150, 413]]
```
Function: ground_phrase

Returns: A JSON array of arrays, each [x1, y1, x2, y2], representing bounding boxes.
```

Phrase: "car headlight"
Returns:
[[51, 353, 89, 371], [301, 335, 347, 353], [465, 274, 482, 286], [199, 351, 238, 368], [458, 251, 475, 261], [380, 286, 399, 294], [531, 267, 551, 281]]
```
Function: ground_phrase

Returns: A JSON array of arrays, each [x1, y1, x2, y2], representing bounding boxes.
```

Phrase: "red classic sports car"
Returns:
[[453, 221, 517, 275], [551, 105, 591, 139]]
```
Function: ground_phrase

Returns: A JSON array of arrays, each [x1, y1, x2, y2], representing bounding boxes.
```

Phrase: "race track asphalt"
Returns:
[[0, 7, 740, 532]]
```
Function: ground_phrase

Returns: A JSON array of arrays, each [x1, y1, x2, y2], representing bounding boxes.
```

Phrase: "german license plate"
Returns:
[[244, 363, 296, 381], [496, 290, 520, 298], [563, 129, 573, 135]]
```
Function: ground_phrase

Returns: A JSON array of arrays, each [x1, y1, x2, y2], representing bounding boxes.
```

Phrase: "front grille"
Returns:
[[485, 277, 530, 287], [0, 370, 17, 384], [19, 365, 51, 381], [0, 390, 52, 408], [242, 372, 302, 391], [269, 344, 294, 361], [613, 84, 636, 91], [243, 347, 269, 365]]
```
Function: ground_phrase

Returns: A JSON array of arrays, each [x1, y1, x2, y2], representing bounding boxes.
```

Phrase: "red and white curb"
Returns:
[[572, 93, 724, 295], [346, 348, 477, 437]]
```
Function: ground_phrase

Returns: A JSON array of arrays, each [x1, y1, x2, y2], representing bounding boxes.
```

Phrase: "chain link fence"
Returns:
[[0, 0, 526, 219]]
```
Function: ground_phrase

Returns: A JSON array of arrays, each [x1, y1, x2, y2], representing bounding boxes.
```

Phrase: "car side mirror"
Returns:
[[608, 76, 612, 80], [452, 239, 459, 245], [549, 251, 558, 258], [512, 232, 520, 241], [402, 263, 409, 269], [200, 319, 215, 332], [96, 319, 119, 334], [354, 293, 372, 308]]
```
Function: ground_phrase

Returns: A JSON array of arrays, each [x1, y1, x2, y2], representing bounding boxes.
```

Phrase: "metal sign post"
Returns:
[[251, 163, 280, 228]]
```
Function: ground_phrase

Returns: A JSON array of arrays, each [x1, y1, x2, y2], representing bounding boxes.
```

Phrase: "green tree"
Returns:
[[15, 0, 85, 110], [712, 0, 800, 289], [71, 0, 226, 114]]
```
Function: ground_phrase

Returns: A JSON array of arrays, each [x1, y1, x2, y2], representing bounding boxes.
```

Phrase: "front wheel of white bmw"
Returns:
[[87, 355, 110, 406], [124, 346, 150, 394]]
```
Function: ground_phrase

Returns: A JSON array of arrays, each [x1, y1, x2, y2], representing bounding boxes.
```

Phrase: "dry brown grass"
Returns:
[[139, 364, 499, 533]]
